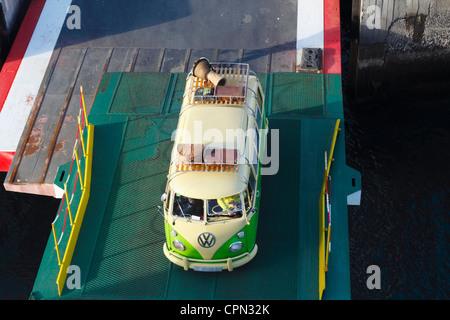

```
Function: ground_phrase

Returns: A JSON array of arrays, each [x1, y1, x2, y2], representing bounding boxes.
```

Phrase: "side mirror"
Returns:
[[161, 193, 167, 202]]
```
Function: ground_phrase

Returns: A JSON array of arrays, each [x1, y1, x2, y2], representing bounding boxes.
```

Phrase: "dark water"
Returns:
[[0, 3, 448, 300], [339, 3, 449, 300], [0, 173, 60, 299], [344, 96, 450, 299]]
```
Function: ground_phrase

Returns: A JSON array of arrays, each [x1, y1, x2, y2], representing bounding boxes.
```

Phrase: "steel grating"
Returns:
[[270, 73, 324, 116], [109, 73, 171, 115], [166, 73, 187, 115], [31, 72, 352, 300], [82, 74, 326, 299], [83, 118, 173, 298]]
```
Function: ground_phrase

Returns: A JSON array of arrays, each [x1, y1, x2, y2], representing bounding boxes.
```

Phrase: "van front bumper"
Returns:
[[163, 242, 258, 272]]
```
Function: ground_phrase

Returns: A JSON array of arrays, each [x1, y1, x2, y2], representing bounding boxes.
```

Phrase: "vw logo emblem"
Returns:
[[198, 232, 216, 248]]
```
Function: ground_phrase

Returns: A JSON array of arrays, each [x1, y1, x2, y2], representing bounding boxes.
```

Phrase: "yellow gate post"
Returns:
[[51, 224, 62, 266], [64, 183, 74, 227], [319, 119, 341, 300]]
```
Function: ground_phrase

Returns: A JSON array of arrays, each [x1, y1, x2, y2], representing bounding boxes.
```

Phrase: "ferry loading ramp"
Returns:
[[30, 70, 360, 300], [0, 0, 360, 300]]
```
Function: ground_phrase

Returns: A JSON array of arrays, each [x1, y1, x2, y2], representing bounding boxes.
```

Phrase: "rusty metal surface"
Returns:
[[4, 46, 296, 197], [4, 0, 297, 197]]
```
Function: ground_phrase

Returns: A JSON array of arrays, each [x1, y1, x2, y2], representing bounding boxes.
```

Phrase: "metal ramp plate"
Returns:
[[31, 72, 354, 300], [4, 47, 296, 197]]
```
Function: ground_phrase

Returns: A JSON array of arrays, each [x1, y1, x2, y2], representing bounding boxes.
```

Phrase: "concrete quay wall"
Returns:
[[349, 0, 450, 101]]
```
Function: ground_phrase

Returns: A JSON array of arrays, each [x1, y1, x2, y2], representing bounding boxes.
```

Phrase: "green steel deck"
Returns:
[[31, 72, 359, 300]]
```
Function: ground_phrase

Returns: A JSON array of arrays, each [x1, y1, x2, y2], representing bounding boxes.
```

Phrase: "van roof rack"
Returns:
[[188, 62, 250, 106]]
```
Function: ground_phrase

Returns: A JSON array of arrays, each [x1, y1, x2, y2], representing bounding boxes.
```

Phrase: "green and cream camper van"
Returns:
[[160, 58, 268, 271]]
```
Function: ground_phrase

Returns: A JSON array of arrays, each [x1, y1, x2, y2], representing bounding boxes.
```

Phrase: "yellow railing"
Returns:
[[50, 86, 94, 296], [318, 119, 340, 300]]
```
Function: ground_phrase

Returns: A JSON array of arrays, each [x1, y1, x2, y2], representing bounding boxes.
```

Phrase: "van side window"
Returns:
[[244, 188, 252, 212], [249, 169, 257, 204], [256, 88, 263, 129], [164, 191, 171, 213], [254, 124, 260, 151], [248, 125, 259, 174], [256, 106, 262, 130], [256, 88, 263, 113]]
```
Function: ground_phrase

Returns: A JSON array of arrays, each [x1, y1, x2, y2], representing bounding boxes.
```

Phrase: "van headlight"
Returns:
[[229, 241, 243, 252], [173, 240, 186, 251]]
